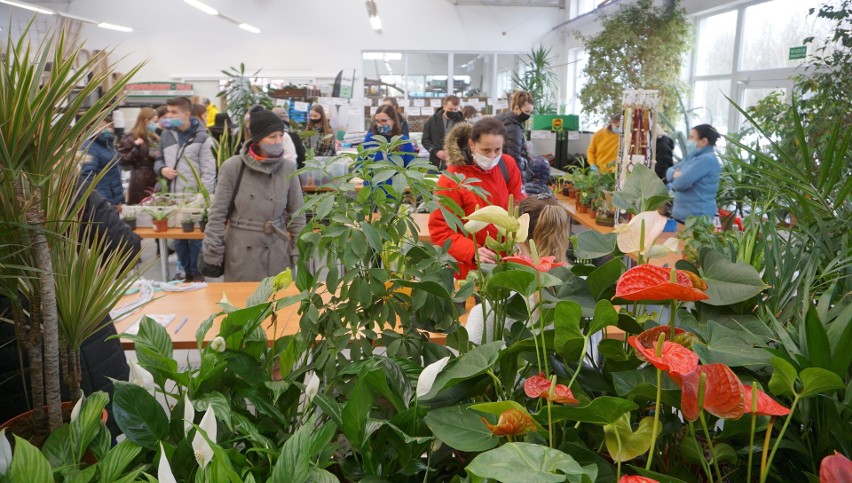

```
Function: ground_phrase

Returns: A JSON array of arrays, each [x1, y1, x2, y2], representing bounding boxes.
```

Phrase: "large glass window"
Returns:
[[694, 10, 738, 76], [363, 52, 405, 98], [693, 80, 731, 135], [453, 54, 489, 97]]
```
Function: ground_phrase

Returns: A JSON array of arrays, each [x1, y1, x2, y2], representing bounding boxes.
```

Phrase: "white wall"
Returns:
[[1, 0, 563, 102]]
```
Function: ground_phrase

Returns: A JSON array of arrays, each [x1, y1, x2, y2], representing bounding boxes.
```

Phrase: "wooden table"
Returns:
[[135, 227, 205, 281]]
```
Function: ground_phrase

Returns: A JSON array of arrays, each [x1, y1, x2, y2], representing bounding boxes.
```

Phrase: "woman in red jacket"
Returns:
[[429, 117, 525, 279]]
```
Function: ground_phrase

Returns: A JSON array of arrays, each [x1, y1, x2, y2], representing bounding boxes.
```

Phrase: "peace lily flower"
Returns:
[[183, 393, 195, 436], [129, 360, 156, 394], [158, 442, 177, 483], [209, 336, 226, 353], [192, 405, 217, 469], [464, 205, 530, 243], [304, 372, 320, 403], [70, 395, 84, 422], [481, 409, 538, 437], [416, 356, 450, 399], [0, 429, 11, 476], [614, 211, 667, 254]]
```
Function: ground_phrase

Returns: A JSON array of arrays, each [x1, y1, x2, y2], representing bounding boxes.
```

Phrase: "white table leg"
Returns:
[[159, 238, 169, 281]]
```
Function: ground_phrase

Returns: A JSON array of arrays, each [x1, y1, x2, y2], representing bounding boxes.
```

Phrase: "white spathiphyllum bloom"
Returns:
[[209, 336, 226, 353], [183, 394, 194, 436], [192, 405, 217, 469], [0, 428, 12, 476], [416, 356, 450, 399], [614, 211, 667, 254], [70, 396, 84, 422], [158, 442, 177, 483], [464, 205, 519, 235], [128, 360, 155, 394], [304, 372, 320, 403]]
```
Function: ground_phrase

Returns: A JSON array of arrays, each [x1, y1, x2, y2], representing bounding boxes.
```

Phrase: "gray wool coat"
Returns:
[[201, 144, 306, 282]]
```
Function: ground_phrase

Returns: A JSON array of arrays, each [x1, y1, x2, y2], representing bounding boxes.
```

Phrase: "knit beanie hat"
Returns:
[[249, 109, 285, 143]]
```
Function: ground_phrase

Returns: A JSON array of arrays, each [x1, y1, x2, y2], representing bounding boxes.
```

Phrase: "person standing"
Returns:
[[653, 124, 675, 181], [587, 113, 622, 174], [666, 124, 722, 223], [429, 118, 525, 280], [421, 95, 463, 171], [201, 109, 305, 281], [80, 115, 124, 206], [154, 96, 216, 282], [304, 105, 337, 157], [498, 91, 534, 180], [381, 97, 410, 137], [202, 97, 219, 127], [118, 107, 159, 204], [361, 104, 416, 188], [272, 108, 306, 169]]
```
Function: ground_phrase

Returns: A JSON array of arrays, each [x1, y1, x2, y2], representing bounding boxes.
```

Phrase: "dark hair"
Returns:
[[510, 91, 533, 111], [155, 105, 168, 117], [610, 113, 622, 123], [382, 97, 399, 110], [443, 95, 460, 107], [191, 103, 207, 122], [462, 105, 478, 119], [692, 124, 720, 146], [165, 96, 192, 112], [372, 104, 401, 137], [470, 117, 506, 142]]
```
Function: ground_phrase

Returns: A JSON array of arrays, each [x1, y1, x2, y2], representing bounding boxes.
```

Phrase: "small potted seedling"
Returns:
[[144, 207, 175, 233], [121, 212, 136, 230], [199, 209, 208, 232], [181, 214, 195, 233]]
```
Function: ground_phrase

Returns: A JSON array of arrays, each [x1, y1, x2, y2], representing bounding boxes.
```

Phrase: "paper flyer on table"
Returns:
[[124, 314, 176, 336]]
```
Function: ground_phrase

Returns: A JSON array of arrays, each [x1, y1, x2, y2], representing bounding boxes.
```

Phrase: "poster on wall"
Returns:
[[333, 69, 357, 99]]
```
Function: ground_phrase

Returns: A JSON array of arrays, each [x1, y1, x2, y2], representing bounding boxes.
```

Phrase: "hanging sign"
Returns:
[[788, 46, 807, 60]]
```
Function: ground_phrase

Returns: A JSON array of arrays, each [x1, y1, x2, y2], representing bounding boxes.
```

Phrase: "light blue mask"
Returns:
[[612, 127, 622, 134], [377, 125, 392, 135], [686, 140, 697, 155]]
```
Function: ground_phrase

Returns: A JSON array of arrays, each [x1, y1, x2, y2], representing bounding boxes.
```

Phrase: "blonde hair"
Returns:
[[510, 91, 534, 111], [519, 196, 570, 263], [130, 107, 157, 143]]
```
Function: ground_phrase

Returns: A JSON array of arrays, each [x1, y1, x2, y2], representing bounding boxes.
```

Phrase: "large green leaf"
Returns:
[[70, 391, 109, 462], [603, 414, 660, 462], [97, 439, 143, 483], [699, 249, 769, 305], [611, 368, 681, 407], [112, 381, 169, 450], [586, 258, 624, 301], [574, 231, 617, 260], [803, 307, 832, 371], [768, 356, 798, 397], [554, 301, 585, 361], [422, 342, 504, 399], [487, 270, 537, 298], [692, 321, 772, 368], [271, 416, 316, 483], [548, 397, 638, 425], [466, 443, 597, 483], [342, 379, 374, 448], [423, 406, 498, 452], [612, 164, 669, 214], [9, 436, 52, 483], [588, 300, 619, 336], [799, 367, 845, 398]]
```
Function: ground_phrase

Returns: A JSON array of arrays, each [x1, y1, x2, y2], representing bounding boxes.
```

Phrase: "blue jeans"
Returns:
[[174, 239, 201, 276]]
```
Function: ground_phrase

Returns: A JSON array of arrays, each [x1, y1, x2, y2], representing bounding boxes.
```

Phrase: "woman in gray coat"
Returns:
[[201, 109, 306, 281]]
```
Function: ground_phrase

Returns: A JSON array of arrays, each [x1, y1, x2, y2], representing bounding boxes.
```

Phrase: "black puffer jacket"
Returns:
[[654, 135, 675, 181], [497, 112, 530, 181], [421, 109, 460, 170]]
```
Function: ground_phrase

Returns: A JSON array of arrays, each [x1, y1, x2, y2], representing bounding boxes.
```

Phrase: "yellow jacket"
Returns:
[[206, 104, 219, 127], [587, 126, 620, 174]]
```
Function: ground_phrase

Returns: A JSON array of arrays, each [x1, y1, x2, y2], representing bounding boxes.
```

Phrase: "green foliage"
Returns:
[[511, 45, 559, 115], [466, 443, 597, 483], [217, 63, 274, 131], [579, 0, 693, 124]]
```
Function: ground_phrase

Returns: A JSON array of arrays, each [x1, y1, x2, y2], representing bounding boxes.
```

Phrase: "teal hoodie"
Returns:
[[666, 145, 721, 221]]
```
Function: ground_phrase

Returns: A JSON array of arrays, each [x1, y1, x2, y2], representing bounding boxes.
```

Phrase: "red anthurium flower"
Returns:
[[743, 385, 791, 416], [614, 265, 709, 302], [678, 364, 745, 421], [524, 372, 580, 405], [619, 476, 660, 483], [819, 451, 852, 483], [481, 409, 538, 437], [503, 254, 567, 272], [628, 326, 699, 376]]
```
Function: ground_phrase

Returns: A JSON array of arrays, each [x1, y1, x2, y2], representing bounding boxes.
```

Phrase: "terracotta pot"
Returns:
[[578, 204, 588, 214], [568, 188, 575, 198], [1, 401, 108, 450], [152, 219, 169, 232]]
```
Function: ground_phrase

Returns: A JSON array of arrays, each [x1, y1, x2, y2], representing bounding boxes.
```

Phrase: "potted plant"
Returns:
[[199, 209, 208, 232], [121, 212, 136, 231], [577, 191, 591, 213], [180, 214, 195, 233], [144, 207, 175, 233]]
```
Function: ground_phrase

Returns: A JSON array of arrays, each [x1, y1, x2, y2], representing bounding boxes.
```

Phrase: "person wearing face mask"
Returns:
[[429, 118, 525, 280], [80, 114, 125, 206], [200, 109, 305, 282], [666, 124, 722, 223], [421, 95, 464, 171], [587, 113, 622, 174], [362, 105, 416, 184], [498, 91, 535, 181], [304, 105, 337, 157], [154, 96, 217, 282], [272, 108, 306, 169], [381, 97, 410, 138], [118, 107, 160, 204]]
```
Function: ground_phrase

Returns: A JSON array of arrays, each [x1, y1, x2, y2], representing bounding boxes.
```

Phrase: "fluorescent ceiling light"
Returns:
[[57, 11, 97, 24], [0, 0, 55, 15], [98, 22, 133, 32], [183, 0, 218, 16], [238, 23, 260, 34], [370, 15, 382, 31]]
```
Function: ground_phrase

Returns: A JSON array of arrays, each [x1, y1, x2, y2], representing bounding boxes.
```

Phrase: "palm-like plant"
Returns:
[[217, 63, 274, 133], [511, 45, 558, 115], [0, 23, 142, 430]]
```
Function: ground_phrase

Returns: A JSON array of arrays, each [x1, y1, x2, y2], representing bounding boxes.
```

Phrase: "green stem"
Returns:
[[699, 412, 723, 483], [759, 417, 775, 481], [645, 367, 663, 470], [566, 336, 589, 391], [486, 370, 506, 400], [689, 421, 713, 482], [535, 271, 549, 378], [669, 299, 677, 340], [546, 397, 554, 449], [614, 422, 623, 481], [747, 413, 757, 483], [761, 396, 799, 483]]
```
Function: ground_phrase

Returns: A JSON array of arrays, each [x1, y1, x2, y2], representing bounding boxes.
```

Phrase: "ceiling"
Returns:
[[446, 0, 564, 7]]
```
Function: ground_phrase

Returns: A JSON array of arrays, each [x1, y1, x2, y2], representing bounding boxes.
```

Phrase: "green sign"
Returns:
[[789, 46, 807, 60]]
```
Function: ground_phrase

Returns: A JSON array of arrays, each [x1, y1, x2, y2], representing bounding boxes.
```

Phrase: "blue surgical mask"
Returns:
[[377, 125, 392, 135], [147, 122, 157, 132], [160, 118, 183, 129], [612, 126, 622, 134], [98, 130, 114, 141], [686, 140, 697, 155]]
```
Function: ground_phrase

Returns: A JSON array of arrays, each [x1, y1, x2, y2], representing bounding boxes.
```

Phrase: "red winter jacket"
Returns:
[[429, 123, 525, 279]]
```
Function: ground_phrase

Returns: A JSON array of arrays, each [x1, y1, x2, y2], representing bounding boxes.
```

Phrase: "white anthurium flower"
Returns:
[[192, 405, 217, 469], [463, 218, 489, 235], [515, 213, 530, 243], [209, 336, 226, 353], [615, 211, 668, 254], [416, 356, 450, 399], [304, 372, 320, 403], [158, 442, 178, 483], [0, 429, 11, 476], [644, 237, 681, 259], [128, 360, 155, 394], [70, 396, 84, 422], [464, 205, 519, 233], [183, 394, 194, 436]]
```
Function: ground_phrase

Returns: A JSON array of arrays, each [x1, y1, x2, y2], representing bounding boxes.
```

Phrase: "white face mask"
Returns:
[[473, 151, 501, 171]]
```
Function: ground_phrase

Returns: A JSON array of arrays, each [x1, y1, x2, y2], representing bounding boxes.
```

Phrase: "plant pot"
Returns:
[[578, 203, 589, 214], [123, 219, 136, 230], [152, 219, 169, 232], [568, 187, 575, 198], [181, 222, 194, 233], [199, 221, 207, 232], [1, 401, 108, 449], [561, 186, 571, 197], [595, 216, 615, 227]]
